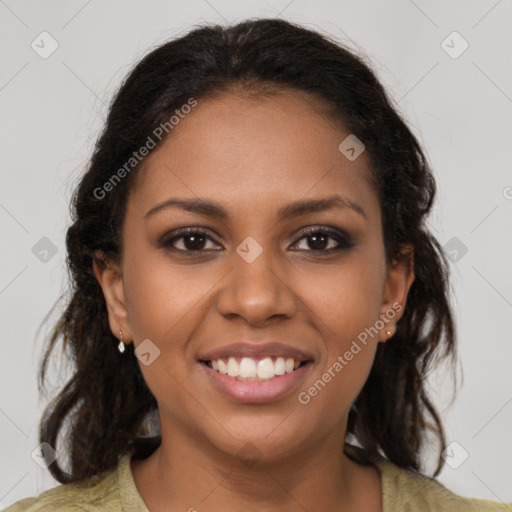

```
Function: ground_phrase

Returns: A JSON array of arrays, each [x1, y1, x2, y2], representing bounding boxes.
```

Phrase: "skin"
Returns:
[[93, 89, 415, 512]]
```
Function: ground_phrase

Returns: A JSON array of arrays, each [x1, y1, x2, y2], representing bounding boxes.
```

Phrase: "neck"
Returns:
[[131, 423, 382, 511]]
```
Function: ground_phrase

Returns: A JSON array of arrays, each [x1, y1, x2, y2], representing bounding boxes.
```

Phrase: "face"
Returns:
[[94, 89, 414, 464]]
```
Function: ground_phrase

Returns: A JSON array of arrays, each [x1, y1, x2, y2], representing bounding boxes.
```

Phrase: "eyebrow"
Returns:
[[144, 194, 367, 221]]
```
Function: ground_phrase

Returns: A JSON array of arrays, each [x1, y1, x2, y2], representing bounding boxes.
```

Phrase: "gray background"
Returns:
[[1, 0, 511, 508]]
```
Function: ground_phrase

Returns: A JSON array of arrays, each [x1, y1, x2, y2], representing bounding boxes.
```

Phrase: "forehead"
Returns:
[[129, 89, 378, 220]]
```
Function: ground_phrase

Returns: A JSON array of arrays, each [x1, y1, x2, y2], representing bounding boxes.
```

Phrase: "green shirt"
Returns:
[[4, 451, 511, 511]]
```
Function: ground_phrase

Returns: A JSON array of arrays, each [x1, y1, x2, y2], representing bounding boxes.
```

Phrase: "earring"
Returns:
[[381, 330, 392, 343], [118, 330, 126, 353]]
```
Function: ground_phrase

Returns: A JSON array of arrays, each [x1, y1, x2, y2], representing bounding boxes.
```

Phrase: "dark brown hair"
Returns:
[[37, 17, 457, 484]]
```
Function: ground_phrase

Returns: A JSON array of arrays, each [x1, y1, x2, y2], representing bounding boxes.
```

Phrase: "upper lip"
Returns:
[[198, 342, 314, 362]]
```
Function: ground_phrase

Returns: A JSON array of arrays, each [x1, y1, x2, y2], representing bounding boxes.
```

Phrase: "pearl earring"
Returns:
[[382, 330, 392, 342], [118, 330, 126, 353]]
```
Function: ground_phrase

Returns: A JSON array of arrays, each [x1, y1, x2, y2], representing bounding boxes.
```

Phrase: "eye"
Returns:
[[290, 227, 354, 253], [160, 228, 221, 252], [159, 226, 355, 254]]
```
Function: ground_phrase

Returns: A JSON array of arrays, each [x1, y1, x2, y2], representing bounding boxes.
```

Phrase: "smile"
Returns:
[[199, 357, 314, 404], [201, 356, 307, 381]]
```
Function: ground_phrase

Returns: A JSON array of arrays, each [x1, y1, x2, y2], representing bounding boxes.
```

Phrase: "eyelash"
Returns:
[[159, 226, 355, 255]]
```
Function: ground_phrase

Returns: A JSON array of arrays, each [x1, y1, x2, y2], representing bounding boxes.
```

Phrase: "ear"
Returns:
[[92, 250, 133, 345], [378, 243, 415, 341]]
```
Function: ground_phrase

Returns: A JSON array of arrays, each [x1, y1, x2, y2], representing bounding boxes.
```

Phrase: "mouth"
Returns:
[[199, 356, 312, 382], [198, 355, 314, 404], [196, 341, 315, 403]]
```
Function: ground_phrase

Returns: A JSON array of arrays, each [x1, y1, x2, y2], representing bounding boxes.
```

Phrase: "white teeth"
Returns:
[[218, 359, 227, 374], [208, 356, 304, 380], [239, 357, 257, 378], [227, 357, 238, 377], [257, 357, 274, 379], [274, 357, 285, 375]]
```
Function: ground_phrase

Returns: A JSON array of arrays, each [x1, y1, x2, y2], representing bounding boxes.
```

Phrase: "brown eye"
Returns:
[[160, 228, 221, 252], [290, 227, 354, 253], [159, 226, 354, 255]]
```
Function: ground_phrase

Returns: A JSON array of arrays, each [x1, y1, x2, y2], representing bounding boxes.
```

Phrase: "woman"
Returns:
[[6, 17, 510, 512]]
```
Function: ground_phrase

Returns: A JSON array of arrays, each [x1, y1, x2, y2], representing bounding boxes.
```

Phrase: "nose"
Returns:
[[215, 243, 297, 327]]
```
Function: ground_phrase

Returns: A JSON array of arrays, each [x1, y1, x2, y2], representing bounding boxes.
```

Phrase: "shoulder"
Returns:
[[3, 459, 122, 512], [375, 457, 511, 512]]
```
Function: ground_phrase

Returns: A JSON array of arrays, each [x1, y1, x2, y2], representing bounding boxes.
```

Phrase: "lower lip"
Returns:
[[199, 361, 313, 404]]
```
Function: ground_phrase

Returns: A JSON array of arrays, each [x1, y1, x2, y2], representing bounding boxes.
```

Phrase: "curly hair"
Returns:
[[37, 17, 457, 484]]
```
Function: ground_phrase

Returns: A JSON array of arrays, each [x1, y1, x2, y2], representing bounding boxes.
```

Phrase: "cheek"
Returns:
[[304, 252, 385, 342], [122, 249, 212, 407], [294, 254, 384, 414], [123, 247, 213, 342]]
